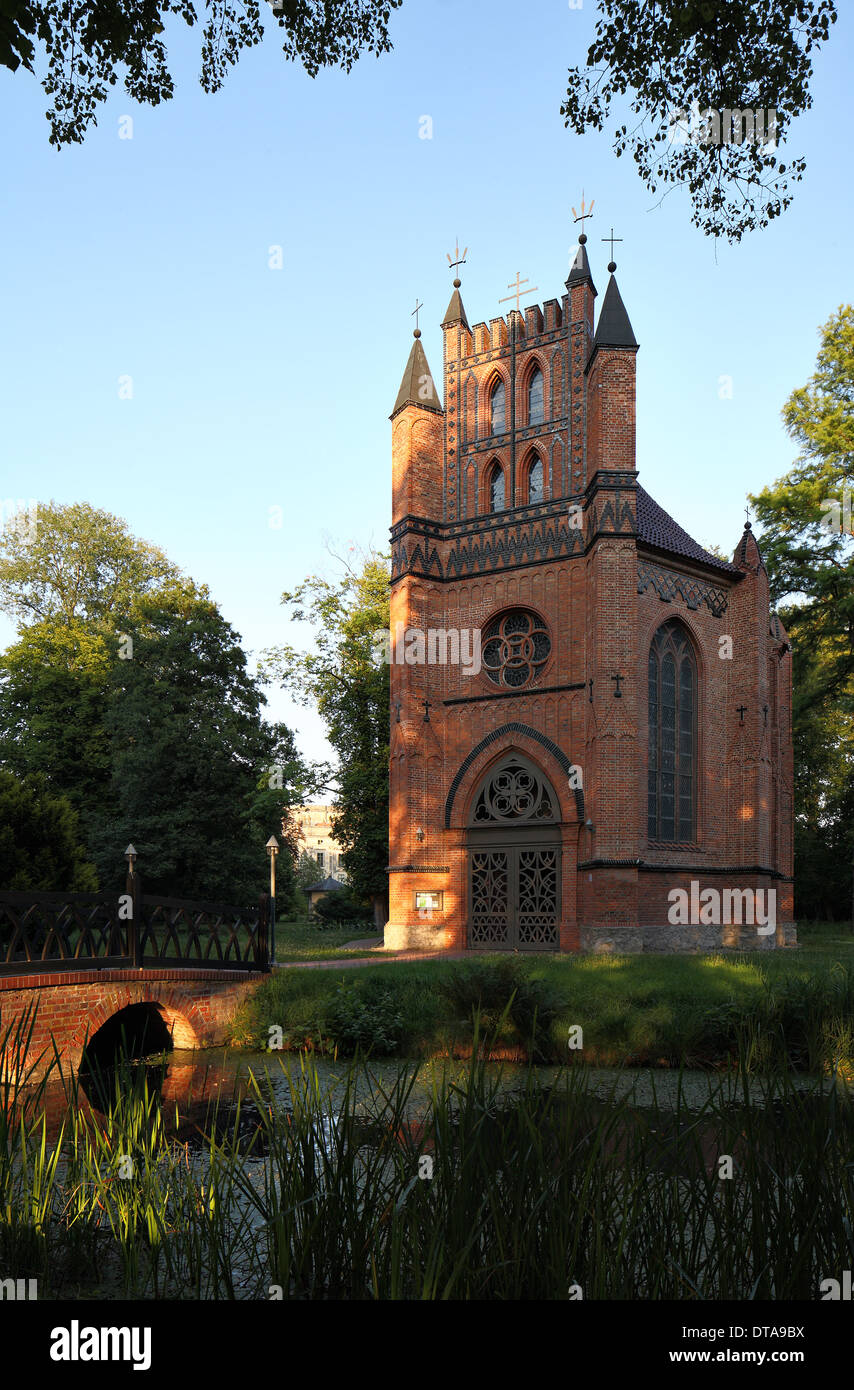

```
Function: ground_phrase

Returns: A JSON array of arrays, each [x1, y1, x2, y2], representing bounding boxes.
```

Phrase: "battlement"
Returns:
[[460, 297, 565, 355]]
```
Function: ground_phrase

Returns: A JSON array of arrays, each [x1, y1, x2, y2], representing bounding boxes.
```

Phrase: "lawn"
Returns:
[[229, 921, 854, 1072], [272, 917, 379, 962]]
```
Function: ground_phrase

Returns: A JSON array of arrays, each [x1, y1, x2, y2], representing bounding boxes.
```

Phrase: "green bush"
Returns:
[[313, 888, 373, 925], [324, 977, 405, 1055], [441, 957, 564, 1060]]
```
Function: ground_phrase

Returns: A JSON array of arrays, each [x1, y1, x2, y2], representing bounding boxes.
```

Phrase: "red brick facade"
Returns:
[[385, 248, 795, 954]]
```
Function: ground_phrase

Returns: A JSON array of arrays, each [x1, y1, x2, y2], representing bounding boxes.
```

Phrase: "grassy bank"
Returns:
[[230, 924, 854, 1072]]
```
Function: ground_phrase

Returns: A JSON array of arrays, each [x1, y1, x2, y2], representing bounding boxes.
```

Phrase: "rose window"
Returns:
[[481, 610, 551, 689]]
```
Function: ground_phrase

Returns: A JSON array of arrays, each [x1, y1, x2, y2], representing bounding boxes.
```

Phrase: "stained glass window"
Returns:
[[489, 463, 505, 513], [648, 620, 696, 841], [490, 378, 506, 434], [528, 367, 544, 426], [528, 455, 544, 504]]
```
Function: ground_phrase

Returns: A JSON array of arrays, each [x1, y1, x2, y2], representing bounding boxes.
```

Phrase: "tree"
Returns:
[[0, 500, 179, 628], [562, 1, 837, 241], [1, 0, 402, 147], [749, 305, 854, 921], [87, 580, 311, 900], [0, 769, 97, 890], [261, 548, 390, 927]]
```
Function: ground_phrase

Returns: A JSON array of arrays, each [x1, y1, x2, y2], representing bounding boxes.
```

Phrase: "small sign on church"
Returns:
[[414, 890, 443, 913]]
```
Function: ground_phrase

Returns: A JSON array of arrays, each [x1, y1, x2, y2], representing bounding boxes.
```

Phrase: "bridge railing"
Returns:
[[0, 889, 271, 975]]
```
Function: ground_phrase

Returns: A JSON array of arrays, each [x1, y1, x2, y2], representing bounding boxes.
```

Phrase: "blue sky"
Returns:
[[0, 0, 851, 774]]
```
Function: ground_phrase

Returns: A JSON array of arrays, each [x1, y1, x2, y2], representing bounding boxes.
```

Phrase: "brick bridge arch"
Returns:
[[0, 967, 266, 1078]]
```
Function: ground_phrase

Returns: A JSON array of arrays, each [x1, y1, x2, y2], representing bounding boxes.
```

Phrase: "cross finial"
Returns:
[[446, 237, 468, 287], [499, 271, 538, 314], [572, 191, 595, 243], [602, 227, 623, 272], [744, 503, 752, 530], [411, 298, 424, 337]]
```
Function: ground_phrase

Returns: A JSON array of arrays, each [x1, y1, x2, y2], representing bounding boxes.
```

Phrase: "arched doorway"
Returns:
[[466, 754, 561, 950]]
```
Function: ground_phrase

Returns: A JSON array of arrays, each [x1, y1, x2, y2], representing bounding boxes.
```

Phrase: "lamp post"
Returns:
[[266, 835, 279, 967], [124, 844, 140, 967]]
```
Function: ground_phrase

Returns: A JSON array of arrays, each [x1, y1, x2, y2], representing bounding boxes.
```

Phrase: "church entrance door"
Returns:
[[466, 756, 561, 951]]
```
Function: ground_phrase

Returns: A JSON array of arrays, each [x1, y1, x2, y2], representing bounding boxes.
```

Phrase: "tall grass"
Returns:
[[1, 1003, 852, 1299]]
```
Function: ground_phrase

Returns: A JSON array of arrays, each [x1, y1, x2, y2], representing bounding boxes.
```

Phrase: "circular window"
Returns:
[[481, 609, 551, 689]]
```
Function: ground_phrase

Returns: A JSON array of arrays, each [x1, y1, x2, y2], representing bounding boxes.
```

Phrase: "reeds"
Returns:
[[0, 1003, 851, 1300]]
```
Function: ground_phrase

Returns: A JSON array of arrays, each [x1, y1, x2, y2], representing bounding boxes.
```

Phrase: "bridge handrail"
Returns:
[[0, 889, 271, 975]]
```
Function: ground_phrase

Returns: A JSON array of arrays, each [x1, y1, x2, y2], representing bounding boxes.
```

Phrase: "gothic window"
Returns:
[[488, 462, 505, 513], [490, 378, 506, 434], [528, 367, 544, 426], [648, 620, 697, 841], [470, 756, 557, 824], [481, 609, 551, 688], [527, 454, 544, 505]]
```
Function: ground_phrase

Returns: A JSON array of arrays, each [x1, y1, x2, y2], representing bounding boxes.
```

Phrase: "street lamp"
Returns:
[[266, 835, 279, 966]]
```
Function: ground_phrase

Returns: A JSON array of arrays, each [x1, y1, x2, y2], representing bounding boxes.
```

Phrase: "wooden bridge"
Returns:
[[0, 884, 272, 1077]]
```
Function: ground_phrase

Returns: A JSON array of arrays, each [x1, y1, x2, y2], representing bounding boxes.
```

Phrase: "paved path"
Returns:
[[273, 949, 469, 972]]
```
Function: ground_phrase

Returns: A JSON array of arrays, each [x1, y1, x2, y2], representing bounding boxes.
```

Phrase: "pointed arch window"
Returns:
[[490, 378, 506, 434], [527, 454, 544, 505], [488, 462, 505, 513], [528, 367, 544, 426], [648, 620, 697, 842]]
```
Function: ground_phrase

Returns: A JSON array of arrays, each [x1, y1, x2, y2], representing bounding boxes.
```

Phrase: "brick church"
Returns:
[[385, 237, 795, 954]]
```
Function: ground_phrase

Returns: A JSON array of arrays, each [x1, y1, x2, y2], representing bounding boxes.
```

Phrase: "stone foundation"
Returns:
[[384, 922, 799, 954]]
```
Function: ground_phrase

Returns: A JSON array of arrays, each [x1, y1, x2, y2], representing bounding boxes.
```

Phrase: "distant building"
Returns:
[[303, 876, 347, 912], [293, 804, 348, 881]]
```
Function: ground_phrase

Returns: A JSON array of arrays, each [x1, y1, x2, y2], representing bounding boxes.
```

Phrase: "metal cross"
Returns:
[[737, 704, 747, 726], [421, 699, 432, 723], [588, 679, 594, 704], [394, 701, 402, 724], [745, 504, 751, 526], [763, 703, 769, 726], [572, 192, 595, 233], [446, 238, 468, 277], [411, 299, 424, 332], [602, 227, 623, 262], [500, 272, 538, 313], [611, 673, 624, 699]]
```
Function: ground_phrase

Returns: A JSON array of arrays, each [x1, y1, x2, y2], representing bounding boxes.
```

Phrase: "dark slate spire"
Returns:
[[442, 277, 470, 330], [566, 234, 597, 295], [593, 273, 638, 350], [391, 331, 443, 418]]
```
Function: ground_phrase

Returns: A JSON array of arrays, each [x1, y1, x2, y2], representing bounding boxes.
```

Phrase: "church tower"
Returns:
[[385, 240, 795, 954]]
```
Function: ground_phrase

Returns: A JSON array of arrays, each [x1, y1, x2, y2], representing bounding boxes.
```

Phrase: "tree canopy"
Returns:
[[562, 0, 837, 241], [0, 769, 98, 891], [1, 0, 403, 146]]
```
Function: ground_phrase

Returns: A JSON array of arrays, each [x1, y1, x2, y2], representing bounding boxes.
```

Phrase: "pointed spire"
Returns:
[[566, 234, 597, 295], [734, 518, 764, 572], [391, 330, 443, 419], [442, 278, 470, 330], [593, 272, 637, 350]]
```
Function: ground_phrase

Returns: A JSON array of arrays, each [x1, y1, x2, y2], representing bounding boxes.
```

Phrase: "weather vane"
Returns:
[[446, 238, 468, 284], [602, 226, 623, 271], [572, 192, 595, 240], [500, 271, 538, 314]]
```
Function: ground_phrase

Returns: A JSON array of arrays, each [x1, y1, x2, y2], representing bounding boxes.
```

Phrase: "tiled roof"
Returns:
[[636, 485, 741, 574], [305, 877, 346, 893]]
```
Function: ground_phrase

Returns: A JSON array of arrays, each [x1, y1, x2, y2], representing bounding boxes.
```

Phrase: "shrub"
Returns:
[[324, 977, 405, 1055], [313, 888, 373, 926], [441, 958, 564, 1060]]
